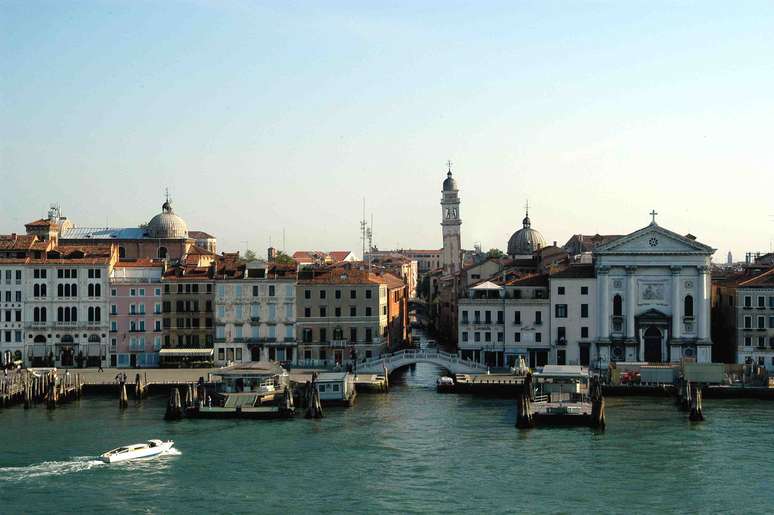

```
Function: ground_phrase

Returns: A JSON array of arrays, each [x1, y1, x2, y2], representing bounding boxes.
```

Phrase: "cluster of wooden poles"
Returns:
[[677, 379, 704, 422], [164, 382, 207, 420], [303, 373, 323, 419], [117, 373, 151, 409], [0, 369, 82, 410]]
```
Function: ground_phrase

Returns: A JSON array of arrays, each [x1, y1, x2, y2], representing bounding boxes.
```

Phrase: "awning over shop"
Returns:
[[159, 348, 214, 357]]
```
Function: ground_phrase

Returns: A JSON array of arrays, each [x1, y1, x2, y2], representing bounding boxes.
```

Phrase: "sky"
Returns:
[[1, 1, 773, 262]]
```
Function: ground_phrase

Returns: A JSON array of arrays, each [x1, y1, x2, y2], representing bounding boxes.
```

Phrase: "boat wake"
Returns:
[[161, 447, 182, 456], [0, 456, 104, 482]]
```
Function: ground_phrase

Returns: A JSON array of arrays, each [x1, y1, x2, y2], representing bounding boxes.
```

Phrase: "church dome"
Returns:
[[148, 199, 188, 239], [507, 211, 546, 256], [442, 171, 458, 191]]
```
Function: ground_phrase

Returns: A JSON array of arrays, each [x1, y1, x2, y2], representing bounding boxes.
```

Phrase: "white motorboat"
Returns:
[[99, 439, 174, 464]]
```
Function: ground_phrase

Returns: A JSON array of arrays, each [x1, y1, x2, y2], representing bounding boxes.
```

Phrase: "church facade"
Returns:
[[592, 218, 715, 365]]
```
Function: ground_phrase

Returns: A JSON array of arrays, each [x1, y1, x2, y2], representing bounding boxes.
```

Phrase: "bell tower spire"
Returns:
[[440, 161, 462, 274]]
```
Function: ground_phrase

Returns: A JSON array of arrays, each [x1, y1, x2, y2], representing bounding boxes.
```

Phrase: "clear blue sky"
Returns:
[[2, 1, 773, 261]]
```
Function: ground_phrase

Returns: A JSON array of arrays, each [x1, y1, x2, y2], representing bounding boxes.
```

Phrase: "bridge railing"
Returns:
[[358, 349, 489, 372]]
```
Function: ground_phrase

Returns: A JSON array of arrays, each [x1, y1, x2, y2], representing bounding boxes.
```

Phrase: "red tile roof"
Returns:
[[738, 268, 774, 287]]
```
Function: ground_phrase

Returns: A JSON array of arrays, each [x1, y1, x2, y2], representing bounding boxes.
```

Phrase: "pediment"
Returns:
[[595, 223, 714, 255]]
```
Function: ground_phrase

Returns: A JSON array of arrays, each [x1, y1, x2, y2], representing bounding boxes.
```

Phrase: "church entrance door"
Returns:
[[644, 326, 662, 363]]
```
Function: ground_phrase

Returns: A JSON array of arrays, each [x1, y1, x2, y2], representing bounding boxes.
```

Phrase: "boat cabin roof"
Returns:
[[317, 372, 348, 382], [534, 365, 589, 379]]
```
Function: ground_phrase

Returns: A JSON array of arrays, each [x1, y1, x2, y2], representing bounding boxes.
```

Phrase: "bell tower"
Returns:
[[440, 161, 462, 274]]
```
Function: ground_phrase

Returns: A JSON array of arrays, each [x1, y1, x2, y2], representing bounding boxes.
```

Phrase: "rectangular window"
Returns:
[[581, 304, 589, 318], [365, 290, 372, 299], [758, 296, 766, 308], [319, 307, 326, 317], [130, 288, 136, 297], [462, 332, 468, 342], [305, 307, 311, 318], [484, 332, 491, 342], [235, 285, 243, 297], [350, 327, 357, 342], [555, 305, 568, 318], [581, 286, 589, 295], [217, 305, 225, 318], [349, 306, 356, 317], [235, 326, 243, 339], [744, 316, 752, 329], [497, 311, 504, 324], [350, 289, 357, 299], [462, 311, 469, 323], [474, 332, 480, 342], [514, 332, 521, 342], [558, 327, 566, 341], [485, 311, 492, 324], [558, 286, 565, 295], [365, 307, 372, 317], [513, 311, 521, 324], [139, 288, 145, 296], [268, 304, 276, 321], [497, 332, 503, 342], [320, 289, 326, 299], [335, 289, 341, 299], [744, 336, 751, 346], [474, 311, 481, 323], [536, 332, 542, 343], [744, 296, 752, 308], [304, 290, 311, 299], [535, 311, 542, 324], [758, 316, 766, 330], [581, 327, 589, 338]]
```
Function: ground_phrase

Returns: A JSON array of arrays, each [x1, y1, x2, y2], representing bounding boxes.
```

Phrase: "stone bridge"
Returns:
[[356, 349, 488, 375]]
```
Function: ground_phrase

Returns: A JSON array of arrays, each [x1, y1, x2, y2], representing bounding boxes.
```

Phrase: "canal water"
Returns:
[[1, 362, 773, 514]]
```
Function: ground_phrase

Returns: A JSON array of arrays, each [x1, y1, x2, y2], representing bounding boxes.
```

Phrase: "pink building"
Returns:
[[109, 260, 164, 367]]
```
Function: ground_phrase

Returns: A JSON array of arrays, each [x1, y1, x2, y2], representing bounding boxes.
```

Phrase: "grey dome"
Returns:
[[442, 171, 457, 191], [148, 200, 188, 239], [507, 213, 546, 256]]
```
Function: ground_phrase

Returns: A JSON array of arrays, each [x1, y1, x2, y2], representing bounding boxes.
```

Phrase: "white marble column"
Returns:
[[671, 266, 682, 340], [697, 265, 709, 340], [598, 267, 610, 340], [625, 266, 637, 339]]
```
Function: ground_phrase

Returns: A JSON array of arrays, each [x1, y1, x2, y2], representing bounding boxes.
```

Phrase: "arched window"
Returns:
[[613, 295, 623, 317], [64, 284, 70, 297], [684, 295, 694, 318], [88, 334, 100, 343], [118, 246, 126, 259], [88, 284, 94, 297], [41, 307, 46, 322], [57, 307, 64, 322], [333, 327, 343, 340], [72, 284, 77, 296], [95, 307, 101, 322], [41, 284, 46, 297], [70, 307, 77, 322], [158, 246, 168, 259], [88, 307, 94, 322], [34, 284, 39, 297], [34, 335, 46, 343], [64, 307, 70, 322], [95, 284, 101, 297], [33, 307, 40, 322], [58, 284, 64, 297]]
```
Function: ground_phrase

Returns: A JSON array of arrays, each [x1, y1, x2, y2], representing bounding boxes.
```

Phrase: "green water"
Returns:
[[1, 363, 773, 514]]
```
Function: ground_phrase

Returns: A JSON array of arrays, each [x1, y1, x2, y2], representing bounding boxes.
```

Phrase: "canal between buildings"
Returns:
[[1, 359, 773, 513]]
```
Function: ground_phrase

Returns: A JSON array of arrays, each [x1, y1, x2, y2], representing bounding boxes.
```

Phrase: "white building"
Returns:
[[0, 266, 24, 365], [458, 275, 551, 369], [214, 260, 297, 365], [25, 249, 112, 367], [549, 264, 597, 367], [592, 217, 715, 365]]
